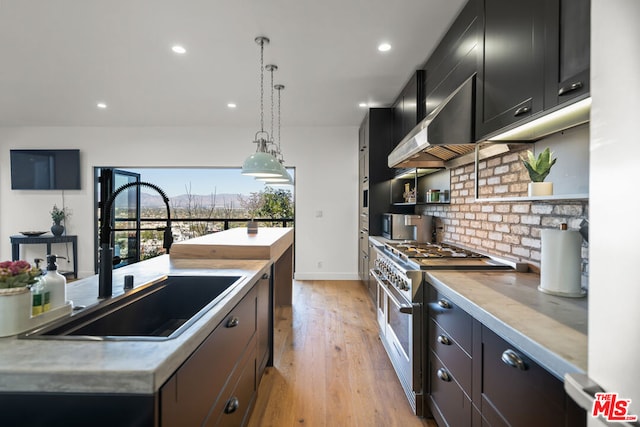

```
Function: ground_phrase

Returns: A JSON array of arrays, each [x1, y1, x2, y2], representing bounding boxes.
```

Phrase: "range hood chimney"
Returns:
[[388, 76, 476, 169]]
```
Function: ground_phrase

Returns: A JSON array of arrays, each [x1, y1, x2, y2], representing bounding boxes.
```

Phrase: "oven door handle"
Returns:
[[371, 268, 415, 314], [382, 281, 415, 315]]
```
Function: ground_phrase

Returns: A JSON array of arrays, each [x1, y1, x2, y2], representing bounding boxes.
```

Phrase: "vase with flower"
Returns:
[[0, 260, 42, 337], [50, 204, 70, 236]]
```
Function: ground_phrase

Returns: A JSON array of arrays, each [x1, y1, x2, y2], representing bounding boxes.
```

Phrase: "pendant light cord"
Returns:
[[259, 39, 265, 134], [270, 66, 275, 145], [277, 85, 281, 150]]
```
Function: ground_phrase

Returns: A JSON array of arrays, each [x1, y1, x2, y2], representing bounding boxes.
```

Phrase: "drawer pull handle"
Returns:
[[437, 368, 452, 382], [437, 299, 452, 309], [514, 106, 531, 117], [501, 349, 529, 371], [224, 396, 240, 414], [226, 317, 240, 328], [558, 81, 583, 96], [437, 334, 451, 345], [261, 273, 269, 280]]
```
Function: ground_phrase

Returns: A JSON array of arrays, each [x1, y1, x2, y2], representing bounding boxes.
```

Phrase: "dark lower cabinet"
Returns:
[[0, 393, 156, 427], [160, 278, 265, 427], [256, 271, 272, 381], [204, 339, 257, 427], [480, 326, 566, 427], [428, 351, 473, 427], [426, 283, 586, 427]]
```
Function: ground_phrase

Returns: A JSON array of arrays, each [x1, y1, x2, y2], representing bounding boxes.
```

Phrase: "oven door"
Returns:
[[384, 282, 422, 393], [371, 269, 423, 396]]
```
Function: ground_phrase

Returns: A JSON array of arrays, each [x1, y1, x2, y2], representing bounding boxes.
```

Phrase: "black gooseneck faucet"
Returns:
[[98, 181, 173, 298]]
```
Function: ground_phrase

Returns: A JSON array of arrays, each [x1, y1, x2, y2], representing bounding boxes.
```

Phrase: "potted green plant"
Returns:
[[521, 147, 557, 197], [50, 204, 70, 236]]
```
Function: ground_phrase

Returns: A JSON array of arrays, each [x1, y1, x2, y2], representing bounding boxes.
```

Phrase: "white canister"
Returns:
[[539, 225, 585, 297], [0, 287, 32, 337]]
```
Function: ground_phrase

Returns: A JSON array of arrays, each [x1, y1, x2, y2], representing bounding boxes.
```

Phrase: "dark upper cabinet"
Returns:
[[358, 108, 394, 237], [393, 70, 426, 145], [544, 0, 590, 109], [476, 0, 549, 140], [424, 0, 481, 118]]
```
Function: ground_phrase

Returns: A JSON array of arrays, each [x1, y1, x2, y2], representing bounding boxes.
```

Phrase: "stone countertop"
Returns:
[[369, 235, 587, 379], [0, 255, 270, 395], [426, 270, 588, 379], [170, 227, 293, 260]]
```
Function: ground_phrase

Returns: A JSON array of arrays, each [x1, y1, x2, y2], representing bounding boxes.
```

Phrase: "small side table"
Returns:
[[10, 234, 78, 278]]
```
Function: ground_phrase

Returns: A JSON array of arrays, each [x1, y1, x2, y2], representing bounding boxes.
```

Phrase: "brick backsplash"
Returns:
[[416, 147, 589, 286]]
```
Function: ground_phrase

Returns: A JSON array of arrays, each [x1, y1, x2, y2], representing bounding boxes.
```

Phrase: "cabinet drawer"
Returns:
[[428, 287, 473, 354], [429, 318, 472, 396], [428, 351, 472, 427], [204, 337, 257, 427], [161, 286, 257, 427], [481, 325, 565, 427]]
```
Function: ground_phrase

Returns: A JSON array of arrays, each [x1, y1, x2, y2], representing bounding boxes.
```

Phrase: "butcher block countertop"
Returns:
[[426, 270, 588, 380], [170, 227, 293, 261]]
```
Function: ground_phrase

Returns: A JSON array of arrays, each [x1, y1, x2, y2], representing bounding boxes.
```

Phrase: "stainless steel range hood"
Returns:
[[388, 76, 476, 169]]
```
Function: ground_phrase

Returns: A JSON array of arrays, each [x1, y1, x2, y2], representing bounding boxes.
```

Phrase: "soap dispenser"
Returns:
[[43, 254, 67, 310]]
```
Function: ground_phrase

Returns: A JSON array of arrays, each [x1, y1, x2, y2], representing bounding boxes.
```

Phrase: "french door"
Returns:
[[94, 168, 141, 272]]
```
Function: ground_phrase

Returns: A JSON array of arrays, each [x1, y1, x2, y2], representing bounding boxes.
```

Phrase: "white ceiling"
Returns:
[[0, 0, 466, 127]]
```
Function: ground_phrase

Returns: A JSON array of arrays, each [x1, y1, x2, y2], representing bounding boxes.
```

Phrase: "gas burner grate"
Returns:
[[385, 242, 487, 259]]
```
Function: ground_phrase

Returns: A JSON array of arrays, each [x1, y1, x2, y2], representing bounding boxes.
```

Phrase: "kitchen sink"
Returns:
[[20, 275, 243, 341]]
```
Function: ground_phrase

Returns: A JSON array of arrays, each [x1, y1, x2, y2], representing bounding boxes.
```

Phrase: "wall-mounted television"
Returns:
[[10, 149, 81, 190]]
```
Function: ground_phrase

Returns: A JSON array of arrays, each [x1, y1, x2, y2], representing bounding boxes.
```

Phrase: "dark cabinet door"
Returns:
[[401, 71, 426, 138], [544, 0, 590, 109], [476, 0, 548, 140], [424, 0, 480, 118], [361, 108, 393, 236], [480, 325, 570, 427], [393, 70, 426, 145], [256, 271, 272, 381], [160, 286, 257, 427]]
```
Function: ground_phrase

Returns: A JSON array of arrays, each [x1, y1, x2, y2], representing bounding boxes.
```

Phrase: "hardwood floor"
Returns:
[[247, 280, 436, 427]]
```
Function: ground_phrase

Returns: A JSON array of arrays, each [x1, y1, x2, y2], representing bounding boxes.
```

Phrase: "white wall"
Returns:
[[0, 125, 360, 280], [588, 0, 640, 416]]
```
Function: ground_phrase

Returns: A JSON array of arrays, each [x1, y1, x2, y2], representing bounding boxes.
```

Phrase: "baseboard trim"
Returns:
[[294, 272, 361, 281]]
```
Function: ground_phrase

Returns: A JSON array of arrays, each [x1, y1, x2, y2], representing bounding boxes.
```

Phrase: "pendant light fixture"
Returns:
[[241, 36, 283, 177], [257, 82, 293, 185]]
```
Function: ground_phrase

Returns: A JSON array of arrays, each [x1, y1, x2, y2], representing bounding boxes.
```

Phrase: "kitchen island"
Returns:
[[0, 227, 294, 426], [171, 227, 294, 306]]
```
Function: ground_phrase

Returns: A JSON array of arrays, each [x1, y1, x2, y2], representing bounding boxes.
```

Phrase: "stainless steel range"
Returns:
[[370, 239, 512, 416]]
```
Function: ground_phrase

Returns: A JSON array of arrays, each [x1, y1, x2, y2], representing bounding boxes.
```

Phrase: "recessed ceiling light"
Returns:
[[171, 45, 186, 54], [359, 102, 368, 108], [96, 102, 107, 109], [227, 103, 237, 109], [378, 42, 391, 52]]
